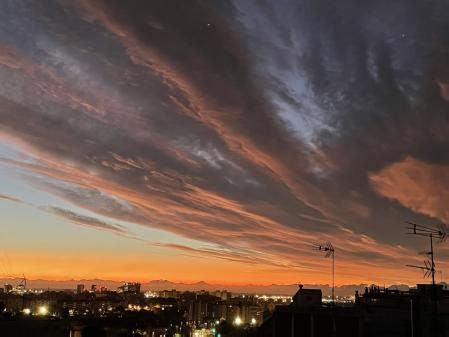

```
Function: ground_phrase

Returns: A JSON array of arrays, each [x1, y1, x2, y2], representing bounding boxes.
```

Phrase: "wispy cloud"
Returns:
[[42, 206, 131, 237], [0, 193, 23, 204]]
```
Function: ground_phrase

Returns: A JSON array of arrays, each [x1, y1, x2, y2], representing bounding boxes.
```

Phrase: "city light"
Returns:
[[37, 306, 48, 315], [144, 290, 158, 298], [251, 317, 257, 325], [23, 308, 31, 315], [192, 328, 213, 337], [234, 316, 242, 326]]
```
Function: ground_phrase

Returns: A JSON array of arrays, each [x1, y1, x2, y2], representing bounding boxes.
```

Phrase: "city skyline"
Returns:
[[1, 0, 449, 287]]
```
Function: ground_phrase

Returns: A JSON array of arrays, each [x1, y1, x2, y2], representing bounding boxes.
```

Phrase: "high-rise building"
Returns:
[[210, 303, 227, 320], [159, 289, 178, 299], [117, 282, 141, 294], [241, 304, 262, 325], [187, 294, 217, 323], [76, 284, 85, 294], [214, 290, 231, 300], [188, 299, 209, 323]]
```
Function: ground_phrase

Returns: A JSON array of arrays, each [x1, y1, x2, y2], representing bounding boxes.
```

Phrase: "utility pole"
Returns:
[[430, 233, 435, 286], [410, 299, 414, 337]]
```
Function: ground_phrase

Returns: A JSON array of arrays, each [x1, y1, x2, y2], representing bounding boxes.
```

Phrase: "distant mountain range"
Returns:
[[0, 278, 422, 297]]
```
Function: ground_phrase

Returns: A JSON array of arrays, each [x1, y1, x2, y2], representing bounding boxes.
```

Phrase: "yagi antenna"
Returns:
[[406, 260, 434, 279], [437, 223, 448, 242], [405, 221, 447, 285], [312, 241, 335, 303], [405, 221, 447, 242]]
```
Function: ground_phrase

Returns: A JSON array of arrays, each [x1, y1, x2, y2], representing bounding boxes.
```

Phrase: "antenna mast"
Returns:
[[405, 222, 447, 286], [312, 242, 335, 303]]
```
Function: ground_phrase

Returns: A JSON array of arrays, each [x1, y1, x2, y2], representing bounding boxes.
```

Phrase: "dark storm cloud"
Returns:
[[1, 0, 449, 281]]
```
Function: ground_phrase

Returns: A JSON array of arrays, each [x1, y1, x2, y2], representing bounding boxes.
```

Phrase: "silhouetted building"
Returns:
[[210, 302, 227, 320], [159, 289, 178, 299], [117, 282, 141, 294], [188, 296, 210, 323], [4, 284, 13, 294], [214, 290, 231, 301], [355, 284, 449, 337], [258, 284, 449, 337], [187, 294, 223, 323], [257, 285, 361, 337], [292, 285, 322, 308], [76, 284, 84, 294], [241, 303, 262, 325]]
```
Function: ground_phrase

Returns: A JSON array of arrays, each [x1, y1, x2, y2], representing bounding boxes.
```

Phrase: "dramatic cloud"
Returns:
[[370, 157, 449, 223], [1, 0, 449, 284]]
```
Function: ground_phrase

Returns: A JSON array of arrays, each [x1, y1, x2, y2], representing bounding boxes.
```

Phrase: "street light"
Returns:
[[234, 316, 242, 326], [37, 306, 48, 315]]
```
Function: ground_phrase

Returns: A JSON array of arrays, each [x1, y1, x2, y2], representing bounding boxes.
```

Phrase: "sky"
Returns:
[[1, 0, 449, 287]]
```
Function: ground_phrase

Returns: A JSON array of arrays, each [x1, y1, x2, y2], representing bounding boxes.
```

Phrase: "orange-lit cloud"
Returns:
[[370, 157, 449, 223]]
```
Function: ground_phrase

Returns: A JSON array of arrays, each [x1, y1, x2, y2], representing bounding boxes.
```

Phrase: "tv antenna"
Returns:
[[405, 221, 447, 286], [18, 274, 26, 289], [406, 259, 434, 279], [312, 241, 335, 303]]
